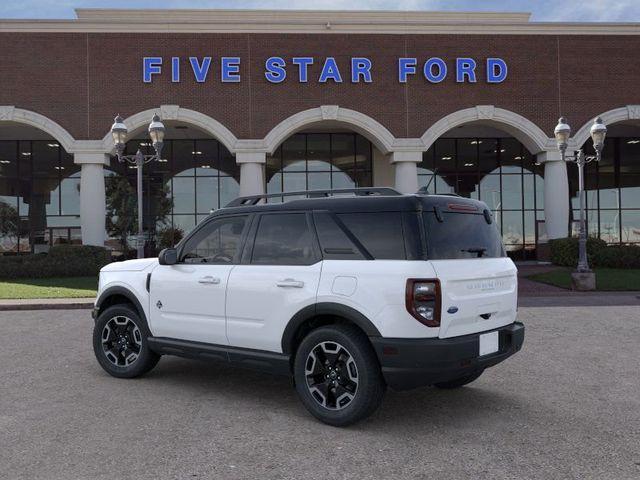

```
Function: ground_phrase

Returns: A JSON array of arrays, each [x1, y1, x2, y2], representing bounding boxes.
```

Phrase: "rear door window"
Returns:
[[251, 213, 319, 265], [423, 211, 505, 259], [337, 212, 406, 260], [313, 212, 366, 260]]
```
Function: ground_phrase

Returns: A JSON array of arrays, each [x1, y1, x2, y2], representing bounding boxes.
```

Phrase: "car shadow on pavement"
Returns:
[[131, 355, 523, 428]]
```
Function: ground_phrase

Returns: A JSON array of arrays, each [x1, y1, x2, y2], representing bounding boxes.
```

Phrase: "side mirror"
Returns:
[[158, 248, 177, 265]]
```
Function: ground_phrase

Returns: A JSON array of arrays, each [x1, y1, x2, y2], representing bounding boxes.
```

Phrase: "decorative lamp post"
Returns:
[[553, 116, 607, 289], [110, 114, 165, 259]]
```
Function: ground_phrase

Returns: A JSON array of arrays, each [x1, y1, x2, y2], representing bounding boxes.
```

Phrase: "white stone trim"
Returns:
[[421, 105, 553, 154], [571, 105, 640, 149], [100, 105, 239, 154], [3, 10, 640, 35], [0, 106, 76, 153], [263, 106, 396, 155]]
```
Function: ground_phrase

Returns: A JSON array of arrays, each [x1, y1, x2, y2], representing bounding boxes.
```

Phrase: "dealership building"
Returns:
[[1, 9, 640, 257]]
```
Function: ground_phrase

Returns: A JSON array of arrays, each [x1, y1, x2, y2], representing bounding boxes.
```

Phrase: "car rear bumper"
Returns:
[[370, 322, 525, 391]]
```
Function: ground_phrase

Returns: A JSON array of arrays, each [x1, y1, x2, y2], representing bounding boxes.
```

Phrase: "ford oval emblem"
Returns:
[[447, 306, 459, 314]]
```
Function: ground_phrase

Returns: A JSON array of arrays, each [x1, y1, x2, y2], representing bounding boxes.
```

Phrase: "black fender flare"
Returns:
[[281, 302, 381, 354], [94, 286, 148, 325]]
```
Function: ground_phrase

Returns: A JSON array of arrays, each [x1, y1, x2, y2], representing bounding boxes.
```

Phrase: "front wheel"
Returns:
[[293, 324, 385, 427], [93, 304, 160, 378]]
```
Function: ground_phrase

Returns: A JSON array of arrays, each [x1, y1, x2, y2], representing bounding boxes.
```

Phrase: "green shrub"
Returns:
[[550, 237, 640, 268], [549, 237, 607, 267], [0, 245, 111, 279], [156, 226, 184, 250], [593, 245, 640, 268]]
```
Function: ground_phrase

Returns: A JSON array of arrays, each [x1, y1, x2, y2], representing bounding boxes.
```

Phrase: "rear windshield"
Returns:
[[423, 211, 505, 260]]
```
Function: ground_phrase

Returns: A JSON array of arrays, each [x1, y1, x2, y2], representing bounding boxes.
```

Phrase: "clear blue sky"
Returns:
[[1, 0, 639, 22]]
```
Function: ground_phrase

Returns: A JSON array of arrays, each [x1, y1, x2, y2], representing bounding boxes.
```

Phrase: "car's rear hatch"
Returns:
[[422, 200, 518, 339]]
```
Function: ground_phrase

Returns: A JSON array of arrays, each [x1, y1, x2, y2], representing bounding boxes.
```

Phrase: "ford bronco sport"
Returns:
[[92, 188, 524, 426]]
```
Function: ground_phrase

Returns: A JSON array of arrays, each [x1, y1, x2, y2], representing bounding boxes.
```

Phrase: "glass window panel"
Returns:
[[599, 210, 620, 243], [621, 210, 640, 243], [252, 214, 316, 265], [0, 141, 18, 177], [283, 173, 307, 192], [219, 146, 239, 180], [417, 174, 434, 193], [419, 148, 435, 172], [267, 172, 283, 194], [172, 140, 195, 176], [32, 141, 58, 177], [478, 138, 499, 174], [598, 186, 619, 209], [456, 175, 479, 199], [304, 134, 330, 171], [355, 135, 372, 171], [172, 214, 196, 235], [332, 171, 356, 189], [172, 177, 195, 214], [60, 177, 80, 215], [183, 215, 247, 264], [524, 210, 536, 245], [500, 138, 523, 172], [308, 172, 331, 190], [196, 177, 218, 214], [535, 174, 544, 210], [354, 169, 372, 188], [195, 139, 219, 173], [339, 212, 406, 259], [219, 176, 239, 208], [523, 174, 536, 210], [620, 183, 640, 208], [331, 134, 354, 173], [502, 210, 523, 247], [456, 138, 478, 172], [620, 137, 640, 174], [282, 135, 306, 172], [501, 175, 523, 210], [480, 174, 501, 211], [434, 139, 456, 175], [435, 175, 454, 195]]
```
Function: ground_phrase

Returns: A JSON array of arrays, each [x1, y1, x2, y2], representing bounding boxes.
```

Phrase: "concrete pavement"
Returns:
[[0, 306, 639, 479]]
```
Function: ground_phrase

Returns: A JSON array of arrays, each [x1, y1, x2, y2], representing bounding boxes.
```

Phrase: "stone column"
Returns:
[[391, 151, 421, 194], [237, 151, 266, 197], [538, 151, 569, 240], [75, 152, 109, 246]]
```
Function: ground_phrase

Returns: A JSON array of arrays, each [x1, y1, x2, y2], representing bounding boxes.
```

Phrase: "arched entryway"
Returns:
[[0, 109, 79, 253]]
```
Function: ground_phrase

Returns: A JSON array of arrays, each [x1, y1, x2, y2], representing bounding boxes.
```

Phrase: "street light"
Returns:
[[110, 113, 165, 259], [554, 116, 607, 282]]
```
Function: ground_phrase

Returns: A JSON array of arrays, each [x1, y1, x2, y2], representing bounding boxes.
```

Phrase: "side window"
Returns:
[[251, 213, 317, 265], [313, 212, 366, 260], [181, 216, 248, 264], [337, 212, 406, 260]]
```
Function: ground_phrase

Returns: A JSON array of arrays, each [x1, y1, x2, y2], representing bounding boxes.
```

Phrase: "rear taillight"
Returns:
[[405, 279, 441, 327]]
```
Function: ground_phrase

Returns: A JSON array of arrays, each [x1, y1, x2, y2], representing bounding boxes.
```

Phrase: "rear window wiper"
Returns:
[[461, 247, 487, 258]]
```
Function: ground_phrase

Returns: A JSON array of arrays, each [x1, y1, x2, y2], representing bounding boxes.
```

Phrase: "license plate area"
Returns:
[[479, 331, 499, 356]]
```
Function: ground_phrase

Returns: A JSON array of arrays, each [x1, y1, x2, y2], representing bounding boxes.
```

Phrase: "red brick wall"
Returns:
[[1, 32, 639, 142]]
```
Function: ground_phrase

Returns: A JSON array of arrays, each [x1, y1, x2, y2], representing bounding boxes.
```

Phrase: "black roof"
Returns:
[[213, 193, 489, 216]]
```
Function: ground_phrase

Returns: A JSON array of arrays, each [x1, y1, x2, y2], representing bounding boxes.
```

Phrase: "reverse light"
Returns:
[[406, 279, 441, 327]]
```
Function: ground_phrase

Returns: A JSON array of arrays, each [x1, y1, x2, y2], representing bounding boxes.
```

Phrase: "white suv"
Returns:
[[92, 188, 524, 426]]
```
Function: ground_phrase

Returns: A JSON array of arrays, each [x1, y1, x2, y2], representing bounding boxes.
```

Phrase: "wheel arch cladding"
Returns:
[[281, 302, 381, 355], [95, 286, 147, 325]]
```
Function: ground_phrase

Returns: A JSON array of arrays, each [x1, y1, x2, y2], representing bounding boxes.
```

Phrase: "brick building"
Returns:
[[1, 9, 639, 257]]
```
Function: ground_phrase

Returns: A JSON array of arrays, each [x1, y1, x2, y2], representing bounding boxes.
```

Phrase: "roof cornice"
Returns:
[[0, 9, 639, 35]]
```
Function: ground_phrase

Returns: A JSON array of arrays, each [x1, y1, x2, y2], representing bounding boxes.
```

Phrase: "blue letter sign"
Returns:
[[487, 58, 508, 83], [189, 57, 212, 83], [143, 57, 162, 83], [265, 57, 287, 83]]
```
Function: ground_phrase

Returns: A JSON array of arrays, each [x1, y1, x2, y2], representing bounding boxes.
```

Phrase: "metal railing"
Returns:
[[225, 187, 401, 207]]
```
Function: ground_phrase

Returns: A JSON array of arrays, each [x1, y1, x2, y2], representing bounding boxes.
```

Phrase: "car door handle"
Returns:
[[276, 278, 304, 288], [198, 276, 220, 285]]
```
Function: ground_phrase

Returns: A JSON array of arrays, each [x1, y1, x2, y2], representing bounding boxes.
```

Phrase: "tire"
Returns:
[[293, 324, 385, 427], [93, 304, 160, 378], [434, 369, 484, 389]]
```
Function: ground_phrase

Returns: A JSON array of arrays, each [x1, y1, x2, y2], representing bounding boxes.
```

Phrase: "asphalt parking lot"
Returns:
[[1, 306, 639, 480]]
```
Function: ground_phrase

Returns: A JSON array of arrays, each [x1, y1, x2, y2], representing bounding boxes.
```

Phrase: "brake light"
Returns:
[[405, 279, 441, 327]]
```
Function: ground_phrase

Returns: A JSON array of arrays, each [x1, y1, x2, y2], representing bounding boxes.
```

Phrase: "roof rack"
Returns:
[[416, 186, 461, 197], [225, 187, 401, 207]]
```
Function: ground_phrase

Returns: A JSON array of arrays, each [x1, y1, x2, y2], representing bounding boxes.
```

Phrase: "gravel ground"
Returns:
[[1, 307, 639, 480]]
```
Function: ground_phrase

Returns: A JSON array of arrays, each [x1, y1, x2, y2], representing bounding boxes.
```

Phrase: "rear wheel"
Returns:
[[434, 369, 484, 389], [93, 304, 160, 378], [293, 324, 385, 427]]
